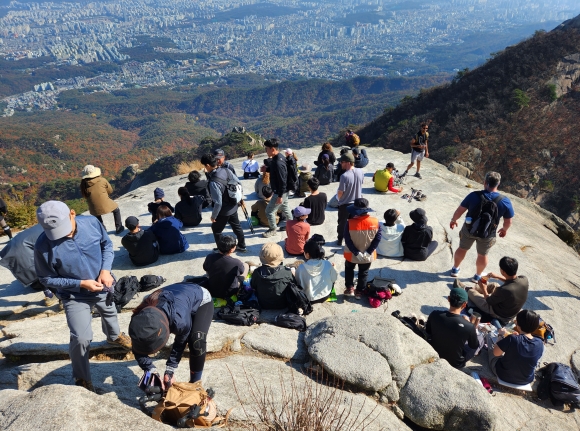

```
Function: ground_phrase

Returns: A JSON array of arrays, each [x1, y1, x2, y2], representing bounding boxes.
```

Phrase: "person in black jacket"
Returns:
[[401, 208, 438, 261], [201, 154, 247, 253], [313, 142, 336, 167], [251, 243, 294, 309], [121, 216, 160, 266], [263, 139, 293, 238], [0, 197, 13, 240], [148, 188, 174, 223], [129, 282, 214, 389], [353, 148, 369, 169], [185, 171, 211, 208], [284, 148, 299, 193], [175, 187, 204, 227]]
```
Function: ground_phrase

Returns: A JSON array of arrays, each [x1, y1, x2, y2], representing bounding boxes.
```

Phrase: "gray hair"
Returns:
[[485, 172, 501, 189]]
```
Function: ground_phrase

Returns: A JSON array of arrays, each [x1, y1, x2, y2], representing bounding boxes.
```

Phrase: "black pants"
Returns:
[[96, 207, 122, 230], [243, 172, 260, 179], [337, 204, 350, 242], [188, 301, 214, 382], [211, 211, 246, 248], [345, 261, 371, 291]]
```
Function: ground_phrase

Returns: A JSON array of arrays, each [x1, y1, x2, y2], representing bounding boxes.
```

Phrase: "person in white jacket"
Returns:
[[376, 209, 405, 257], [296, 240, 338, 303]]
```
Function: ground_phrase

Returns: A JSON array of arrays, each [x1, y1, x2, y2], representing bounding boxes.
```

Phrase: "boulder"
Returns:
[[242, 323, 308, 361], [448, 161, 471, 178], [305, 313, 437, 393], [0, 385, 173, 431], [399, 360, 496, 431]]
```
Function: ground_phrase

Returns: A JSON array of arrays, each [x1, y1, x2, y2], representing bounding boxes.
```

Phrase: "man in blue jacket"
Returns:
[[34, 200, 132, 392]]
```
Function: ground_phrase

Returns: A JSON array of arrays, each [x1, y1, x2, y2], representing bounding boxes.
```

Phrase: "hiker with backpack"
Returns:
[[149, 206, 189, 255], [455, 256, 528, 326], [262, 139, 293, 238], [345, 129, 360, 148], [295, 239, 338, 303], [129, 282, 214, 390], [175, 187, 204, 227], [34, 200, 132, 392], [213, 148, 237, 176], [314, 154, 334, 185], [148, 188, 175, 224], [401, 208, 438, 261], [0, 197, 13, 240], [203, 235, 248, 300], [242, 152, 260, 179], [284, 148, 299, 195], [201, 153, 247, 253], [121, 216, 160, 266], [343, 198, 381, 299], [80, 165, 124, 234], [373, 163, 403, 193], [486, 309, 544, 385], [426, 287, 482, 369], [185, 170, 211, 208], [251, 243, 296, 309], [336, 151, 364, 246], [450, 171, 514, 282], [401, 123, 429, 179]]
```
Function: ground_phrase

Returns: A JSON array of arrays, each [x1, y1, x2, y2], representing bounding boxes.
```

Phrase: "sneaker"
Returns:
[[453, 279, 467, 289], [44, 296, 59, 307], [343, 287, 355, 297], [414, 172, 422, 179], [236, 246, 247, 253], [450, 267, 461, 277], [262, 229, 278, 238], [75, 378, 95, 393], [471, 274, 482, 283], [107, 332, 132, 350], [354, 290, 364, 300]]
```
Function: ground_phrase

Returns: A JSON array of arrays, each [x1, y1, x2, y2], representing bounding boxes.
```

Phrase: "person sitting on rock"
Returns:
[[343, 198, 381, 299], [314, 142, 336, 167], [285, 206, 311, 256], [345, 129, 360, 148], [129, 282, 214, 390], [486, 309, 544, 385], [175, 187, 204, 227], [254, 159, 271, 201], [426, 287, 481, 369], [185, 170, 211, 208], [314, 154, 334, 186], [0, 197, 13, 240], [251, 186, 282, 228], [203, 235, 248, 300], [376, 209, 405, 258], [373, 163, 403, 194], [296, 163, 313, 197], [284, 148, 299, 195], [148, 188, 174, 224], [242, 152, 260, 179], [121, 216, 159, 267], [401, 208, 438, 261], [251, 243, 296, 309], [352, 147, 369, 169], [457, 256, 528, 326], [295, 239, 338, 304], [149, 205, 189, 255], [302, 178, 327, 226]]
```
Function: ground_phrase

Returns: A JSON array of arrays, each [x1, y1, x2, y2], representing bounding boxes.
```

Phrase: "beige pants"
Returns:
[[467, 282, 501, 319]]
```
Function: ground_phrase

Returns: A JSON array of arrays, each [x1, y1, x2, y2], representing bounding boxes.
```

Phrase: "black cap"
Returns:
[[212, 148, 225, 158], [125, 216, 139, 230], [129, 307, 170, 355], [386, 162, 395, 169]]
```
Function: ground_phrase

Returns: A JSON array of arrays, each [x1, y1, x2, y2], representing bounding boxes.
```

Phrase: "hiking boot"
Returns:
[[343, 287, 355, 297], [75, 378, 96, 393], [453, 279, 467, 290], [262, 229, 278, 238], [450, 267, 460, 277], [236, 246, 247, 253], [414, 172, 422, 179], [44, 296, 59, 307], [107, 332, 132, 350]]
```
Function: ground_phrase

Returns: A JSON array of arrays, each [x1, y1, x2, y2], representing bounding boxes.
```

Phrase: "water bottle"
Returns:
[[465, 217, 472, 225]]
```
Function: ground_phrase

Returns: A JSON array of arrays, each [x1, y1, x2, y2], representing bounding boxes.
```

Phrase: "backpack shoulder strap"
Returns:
[[492, 194, 504, 204]]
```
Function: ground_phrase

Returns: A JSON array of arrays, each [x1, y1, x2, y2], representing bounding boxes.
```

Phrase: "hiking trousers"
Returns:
[[266, 192, 293, 231], [63, 292, 120, 382], [96, 207, 122, 231], [345, 261, 371, 292], [211, 211, 246, 248], [188, 301, 214, 383]]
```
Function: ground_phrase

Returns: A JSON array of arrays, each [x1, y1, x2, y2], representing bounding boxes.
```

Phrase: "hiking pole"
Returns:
[[239, 200, 255, 234]]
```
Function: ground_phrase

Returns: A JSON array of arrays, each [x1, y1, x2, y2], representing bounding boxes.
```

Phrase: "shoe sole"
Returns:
[[450, 271, 460, 278]]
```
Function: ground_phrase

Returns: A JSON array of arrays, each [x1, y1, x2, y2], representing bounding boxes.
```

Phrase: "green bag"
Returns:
[[251, 216, 260, 227]]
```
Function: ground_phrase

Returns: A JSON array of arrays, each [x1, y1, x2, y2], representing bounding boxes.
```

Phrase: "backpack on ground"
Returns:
[[217, 304, 260, 326], [213, 167, 243, 204], [391, 310, 429, 341], [139, 275, 166, 292], [366, 277, 395, 308], [151, 381, 233, 428], [536, 362, 580, 407], [275, 313, 307, 332], [532, 318, 556, 344], [284, 282, 313, 316], [469, 191, 504, 239], [113, 275, 141, 312]]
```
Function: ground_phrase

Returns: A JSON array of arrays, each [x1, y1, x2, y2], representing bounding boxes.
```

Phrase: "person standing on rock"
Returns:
[[129, 282, 214, 389], [34, 200, 132, 392], [262, 139, 293, 238], [401, 123, 429, 179], [336, 152, 364, 246], [449, 171, 514, 282], [201, 154, 247, 253], [80, 165, 124, 234], [213, 148, 237, 176]]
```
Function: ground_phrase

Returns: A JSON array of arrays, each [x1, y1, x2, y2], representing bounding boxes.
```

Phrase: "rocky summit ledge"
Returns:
[[1, 146, 580, 430]]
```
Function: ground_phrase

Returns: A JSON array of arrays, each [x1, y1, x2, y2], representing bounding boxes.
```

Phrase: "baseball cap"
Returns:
[[129, 306, 170, 355], [125, 216, 139, 230], [293, 206, 311, 218], [449, 287, 468, 303], [339, 152, 355, 163], [212, 148, 225, 158], [36, 201, 72, 241], [386, 162, 395, 169]]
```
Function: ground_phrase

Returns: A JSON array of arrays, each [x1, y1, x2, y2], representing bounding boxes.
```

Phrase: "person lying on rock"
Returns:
[[401, 208, 438, 261], [426, 287, 482, 369], [203, 235, 248, 300], [251, 243, 296, 309], [129, 282, 214, 389], [34, 200, 132, 393]]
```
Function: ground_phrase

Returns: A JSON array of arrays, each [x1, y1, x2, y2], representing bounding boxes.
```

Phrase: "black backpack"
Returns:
[[275, 313, 307, 332], [113, 276, 141, 312], [537, 362, 580, 406], [217, 304, 260, 326], [391, 310, 429, 341], [284, 282, 313, 316], [139, 275, 166, 292], [469, 191, 504, 239]]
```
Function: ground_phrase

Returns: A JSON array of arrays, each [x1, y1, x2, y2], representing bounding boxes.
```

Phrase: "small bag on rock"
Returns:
[[532, 318, 555, 344], [536, 362, 580, 407], [139, 275, 166, 292], [275, 313, 307, 332], [284, 282, 313, 316], [217, 304, 260, 326]]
